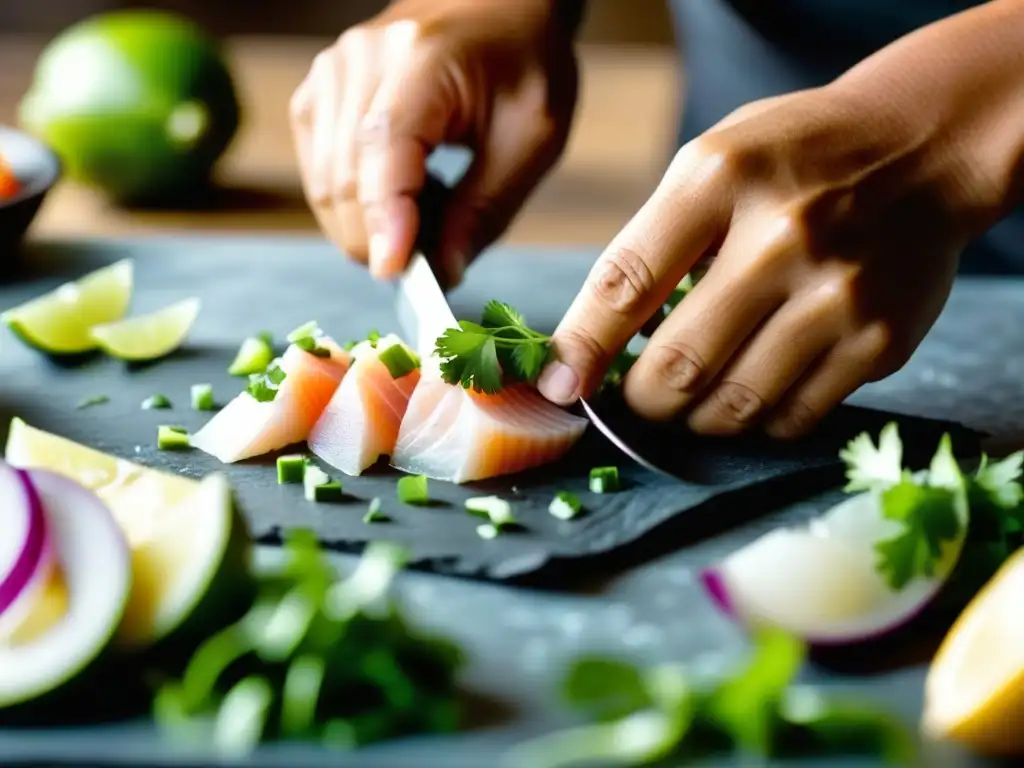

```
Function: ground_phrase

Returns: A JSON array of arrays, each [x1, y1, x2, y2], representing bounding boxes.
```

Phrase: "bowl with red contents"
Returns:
[[0, 125, 61, 256]]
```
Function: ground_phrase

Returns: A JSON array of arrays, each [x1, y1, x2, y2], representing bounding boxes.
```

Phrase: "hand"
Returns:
[[538, 0, 1024, 438], [289, 0, 579, 286]]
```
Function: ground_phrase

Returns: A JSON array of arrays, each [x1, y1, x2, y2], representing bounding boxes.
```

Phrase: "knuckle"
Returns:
[[336, 27, 370, 56], [288, 84, 310, 125], [768, 398, 820, 440], [859, 321, 910, 377], [555, 327, 613, 372], [706, 381, 765, 424], [332, 176, 358, 203], [589, 247, 656, 316], [647, 342, 705, 393], [680, 134, 764, 186]]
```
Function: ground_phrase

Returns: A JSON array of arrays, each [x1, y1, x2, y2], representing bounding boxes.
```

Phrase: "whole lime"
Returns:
[[18, 10, 241, 206]]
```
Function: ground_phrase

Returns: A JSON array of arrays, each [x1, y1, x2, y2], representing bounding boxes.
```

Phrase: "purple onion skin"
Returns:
[[0, 465, 49, 617]]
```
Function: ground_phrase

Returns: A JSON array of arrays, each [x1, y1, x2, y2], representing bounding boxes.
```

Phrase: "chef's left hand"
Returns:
[[537, 0, 1024, 438]]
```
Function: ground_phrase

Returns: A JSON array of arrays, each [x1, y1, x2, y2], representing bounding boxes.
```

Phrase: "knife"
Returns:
[[393, 175, 677, 478]]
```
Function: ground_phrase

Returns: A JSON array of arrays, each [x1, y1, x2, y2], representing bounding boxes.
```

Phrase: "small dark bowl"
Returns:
[[0, 124, 61, 256]]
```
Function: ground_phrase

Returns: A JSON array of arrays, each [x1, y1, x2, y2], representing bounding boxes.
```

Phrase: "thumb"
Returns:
[[437, 118, 567, 286]]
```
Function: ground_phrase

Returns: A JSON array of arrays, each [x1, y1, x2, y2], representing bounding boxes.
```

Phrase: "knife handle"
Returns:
[[414, 172, 451, 262]]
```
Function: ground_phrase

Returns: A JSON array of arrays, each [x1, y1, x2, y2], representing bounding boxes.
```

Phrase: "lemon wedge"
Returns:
[[1, 259, 133, 354], [922, 545, 1024, 755], [4, 417, 252, 649], [89, 296, 200, 361]]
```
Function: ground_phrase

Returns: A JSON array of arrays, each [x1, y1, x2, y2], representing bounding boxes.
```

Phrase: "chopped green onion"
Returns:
[[378, 343, 421, 379], [367, 329, 381, 347], [213, 675, 274, 756], [397, 474, 430, 505], [287, 320, 331, 357], [157, 425, 190, 450], [277, 454, 306, 484], [141, 393, 172, 410], [476, 523, 499, 540], [280, 655, 326, 737], [343, 340, 358, 352], [549, 491, 584, 520], [465, 496, 516, 530], [190, 383, 215, 411], [247, 359, 287, 402], [363, 497, 389, 523], [228, 335, 274, 376], [76, 394, 109, 409], [303, 464, 342, 502], [589, 466, 621, 493], [286, 321, 321, 343]]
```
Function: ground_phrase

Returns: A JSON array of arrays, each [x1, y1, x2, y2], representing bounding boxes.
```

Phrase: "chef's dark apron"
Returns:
[[667, 0, 1024, 274]]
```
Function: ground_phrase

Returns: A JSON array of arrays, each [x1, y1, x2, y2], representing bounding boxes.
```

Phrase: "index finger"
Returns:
[[537, 153, 731, 405]]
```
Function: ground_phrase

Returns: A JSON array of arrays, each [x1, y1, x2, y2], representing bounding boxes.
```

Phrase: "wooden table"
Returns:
[[0, 36, 680, 246]]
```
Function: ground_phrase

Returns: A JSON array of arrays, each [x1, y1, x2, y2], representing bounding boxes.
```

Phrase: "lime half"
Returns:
[[90, 297, 201, 361], [2, 259, 134, 354]]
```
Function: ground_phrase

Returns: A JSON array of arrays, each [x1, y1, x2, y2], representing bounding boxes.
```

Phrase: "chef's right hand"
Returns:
[[289, 0, 580, 287]]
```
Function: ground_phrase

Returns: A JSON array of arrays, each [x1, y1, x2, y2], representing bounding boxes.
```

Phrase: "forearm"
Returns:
[[831, 0, 1024, 228]]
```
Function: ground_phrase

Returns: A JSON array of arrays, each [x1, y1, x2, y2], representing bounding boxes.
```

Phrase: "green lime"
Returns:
[[18, 10, 240, 205], [1, 259, 134, 354], [90, 296, 201, 361]]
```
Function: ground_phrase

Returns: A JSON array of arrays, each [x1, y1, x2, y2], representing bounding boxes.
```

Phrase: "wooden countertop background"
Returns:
[[0, 36, 681, 247]]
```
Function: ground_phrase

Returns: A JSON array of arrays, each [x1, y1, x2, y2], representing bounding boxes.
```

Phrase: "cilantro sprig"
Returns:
[[839, 422, 1024, 594], [434, 301, 553, 394]]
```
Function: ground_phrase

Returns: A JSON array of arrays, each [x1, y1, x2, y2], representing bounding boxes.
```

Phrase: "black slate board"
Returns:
[[0, 238, 981, 582]]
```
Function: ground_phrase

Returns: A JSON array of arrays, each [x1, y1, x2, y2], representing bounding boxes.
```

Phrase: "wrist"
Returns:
[[831, 0, 1024, 235]]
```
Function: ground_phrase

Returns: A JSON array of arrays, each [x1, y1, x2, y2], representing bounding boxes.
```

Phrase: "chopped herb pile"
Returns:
[[157, 425, 190, 451], [397, 474, 430, 506], [839, 422, 1024, 597], [287, 321, 331, 358], [589, 466, 620, 494], [549, 491, 583, 520], [76, 394, 109, 410], [228, 332, 274, 376], [155, 533, 464, 756], [247, 359, 287, 403], [191, 383, 216, 411], [434, 301, 553, 394], [142, 393, 172, 410], [504, 629, 914, 768]]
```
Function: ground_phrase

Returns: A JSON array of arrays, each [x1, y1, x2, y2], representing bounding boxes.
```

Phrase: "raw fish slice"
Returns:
[[391, 372, 588, 483], [309, 335, 421, 476], [190, 340, 350, 463]]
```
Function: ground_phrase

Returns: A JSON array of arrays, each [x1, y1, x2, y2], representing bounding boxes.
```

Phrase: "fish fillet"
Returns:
[[190, 340, 350, 463], [390, 371, 588, 483], [309, 335, 421, 476]]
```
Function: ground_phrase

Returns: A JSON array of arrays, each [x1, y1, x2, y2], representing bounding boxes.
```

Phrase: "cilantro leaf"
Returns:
[[435, 322, 503, 394], [972, 451, 1024, 511], [508, 340, 552, 383], [481, 300, 528, 330], [874, 480, 963, 590], [839, 422, 903, 492]]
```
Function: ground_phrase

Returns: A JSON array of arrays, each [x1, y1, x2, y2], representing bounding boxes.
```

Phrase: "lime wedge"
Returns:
[[1, 259, 133, 354], [90, 297, 201, 361], [4, 417, 253, 649]]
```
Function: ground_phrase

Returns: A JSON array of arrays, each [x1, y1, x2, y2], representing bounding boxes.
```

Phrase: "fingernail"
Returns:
[[368, 232, 392, 278], [537, 361, 580, 405]]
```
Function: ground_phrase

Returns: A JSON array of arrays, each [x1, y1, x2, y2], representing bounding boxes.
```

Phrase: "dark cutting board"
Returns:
[[0, 237, 981, 584]]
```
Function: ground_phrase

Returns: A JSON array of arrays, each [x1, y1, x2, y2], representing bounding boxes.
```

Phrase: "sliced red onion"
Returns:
[[699, 489, 968, 646], [0, 462, 52, 625]]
